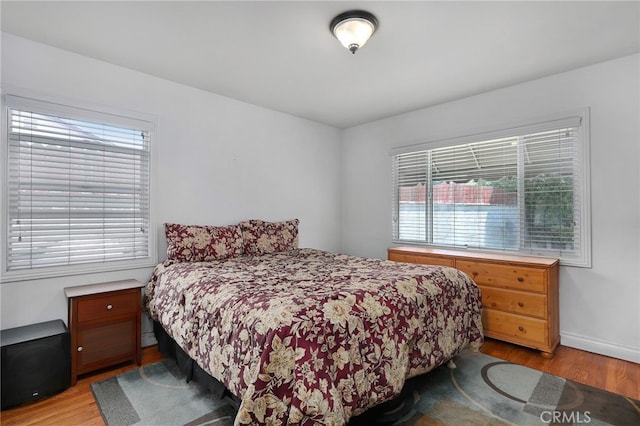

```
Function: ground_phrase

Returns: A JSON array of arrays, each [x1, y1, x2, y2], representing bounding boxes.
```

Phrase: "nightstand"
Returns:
[[64, 279, 145, 385]]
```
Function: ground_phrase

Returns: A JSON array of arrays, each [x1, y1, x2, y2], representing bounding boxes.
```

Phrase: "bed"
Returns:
[[145, 220, 483, 425]]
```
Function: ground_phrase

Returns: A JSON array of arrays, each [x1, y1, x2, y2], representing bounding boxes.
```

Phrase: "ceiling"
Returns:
[[2, 1, 639, 129]]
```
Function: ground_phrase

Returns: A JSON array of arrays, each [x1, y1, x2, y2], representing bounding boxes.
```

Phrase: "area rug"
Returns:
[[91, 350, 640, 425]]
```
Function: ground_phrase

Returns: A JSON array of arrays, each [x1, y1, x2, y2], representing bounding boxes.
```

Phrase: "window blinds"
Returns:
[[5, 95, 152, 272], [392, 115, 589, 265]]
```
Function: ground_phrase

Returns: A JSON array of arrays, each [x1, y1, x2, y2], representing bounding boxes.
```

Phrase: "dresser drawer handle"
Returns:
[[518, 302, 524, 307], [518, 326, 525, 332], [106, 304, 113, 310], [517, 277, 524, 282], [77, 346, 83, 352]]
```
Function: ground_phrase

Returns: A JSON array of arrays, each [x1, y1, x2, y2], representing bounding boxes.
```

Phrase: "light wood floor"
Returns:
[[1, 339, 638, 426]]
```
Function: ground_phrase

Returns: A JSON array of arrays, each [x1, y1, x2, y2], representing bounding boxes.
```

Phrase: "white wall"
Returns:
[[341, 54, 640, 363], [0, 33, 342, 332]]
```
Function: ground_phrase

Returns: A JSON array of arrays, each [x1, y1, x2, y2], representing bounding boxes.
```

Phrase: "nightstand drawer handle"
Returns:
[[106, 304, 113, 310], [77, 346, 83, 352]]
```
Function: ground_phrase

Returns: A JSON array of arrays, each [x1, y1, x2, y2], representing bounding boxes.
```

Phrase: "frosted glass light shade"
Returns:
[[330, 11, 378, 54]]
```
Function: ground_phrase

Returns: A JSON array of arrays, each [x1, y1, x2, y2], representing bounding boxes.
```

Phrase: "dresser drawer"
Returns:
[[389, 253, 455, 267], [456, 260, 546, 293], [77, 290, 139, 323], [479, 285, 547, 319], [482, 308, 548, 346]]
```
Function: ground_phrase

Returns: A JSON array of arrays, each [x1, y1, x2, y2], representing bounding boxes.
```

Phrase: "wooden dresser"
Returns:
[[64, 279, 144, 385], [388, 246, 560, 358]]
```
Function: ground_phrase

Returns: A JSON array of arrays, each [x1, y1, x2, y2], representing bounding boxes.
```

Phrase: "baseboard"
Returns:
[[561, 332, 640, 363]]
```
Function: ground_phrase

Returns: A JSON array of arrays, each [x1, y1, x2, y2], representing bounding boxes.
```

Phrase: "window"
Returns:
[[392, 113, 590, 267], [2, 94, 155, 281]]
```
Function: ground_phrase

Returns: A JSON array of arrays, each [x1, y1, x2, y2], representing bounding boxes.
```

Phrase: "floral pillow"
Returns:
[[165, 223, 244, 262], [240, 219, 299, 255]]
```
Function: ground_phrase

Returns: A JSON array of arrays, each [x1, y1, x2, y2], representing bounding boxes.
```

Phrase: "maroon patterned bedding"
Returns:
[[145, 248, 483, 425]]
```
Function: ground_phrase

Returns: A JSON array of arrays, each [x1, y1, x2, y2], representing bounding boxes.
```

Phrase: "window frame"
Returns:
[[391, 110, 591, 267], [1, 89, 157, 282]]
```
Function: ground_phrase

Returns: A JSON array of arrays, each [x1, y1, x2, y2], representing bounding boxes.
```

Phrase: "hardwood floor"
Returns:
[[1, 339, 638, 425], [480, 338, 639, 401]]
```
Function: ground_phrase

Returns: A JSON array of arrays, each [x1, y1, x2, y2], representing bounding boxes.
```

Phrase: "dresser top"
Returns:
[[388, 245, 559, 267], [64, 279, 144, 298]]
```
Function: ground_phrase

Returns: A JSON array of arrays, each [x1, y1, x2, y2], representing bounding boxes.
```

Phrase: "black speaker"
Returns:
[[1, 319, 71, 410]]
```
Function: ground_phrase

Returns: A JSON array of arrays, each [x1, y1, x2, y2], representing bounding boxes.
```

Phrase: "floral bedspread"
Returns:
[[145, 248, 483, 425]]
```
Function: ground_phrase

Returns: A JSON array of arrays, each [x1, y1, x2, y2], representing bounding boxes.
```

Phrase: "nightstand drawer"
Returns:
[[76, 290, 139, 323], [76, 319, 136, 372], [456, 260, 546, 293]]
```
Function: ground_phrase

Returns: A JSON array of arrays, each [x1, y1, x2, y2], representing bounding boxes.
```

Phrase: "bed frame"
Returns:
[[153, 321, 240, 410]]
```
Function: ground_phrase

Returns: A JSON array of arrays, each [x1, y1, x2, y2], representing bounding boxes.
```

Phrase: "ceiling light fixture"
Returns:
[[330, 10, 378, 54]]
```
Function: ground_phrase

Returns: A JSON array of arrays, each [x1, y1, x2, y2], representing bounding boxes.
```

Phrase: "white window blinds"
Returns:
[[392, 114, 590, 266], [4, 95, 153, 275]]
